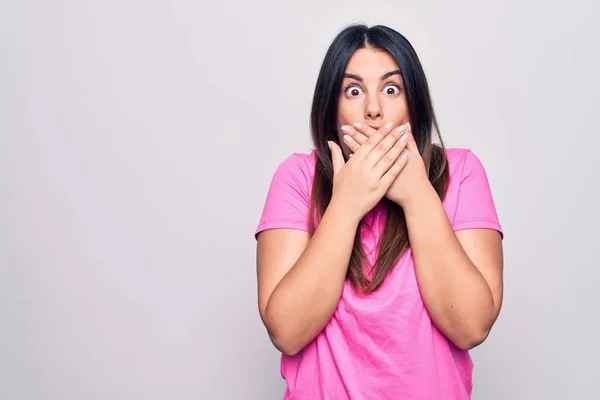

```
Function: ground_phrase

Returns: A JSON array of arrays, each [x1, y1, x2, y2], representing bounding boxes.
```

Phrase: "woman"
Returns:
[[254, 23, 504, 400]]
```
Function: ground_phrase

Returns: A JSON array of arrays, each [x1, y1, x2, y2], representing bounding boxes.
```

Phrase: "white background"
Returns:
[[1, 0, 599, 398]]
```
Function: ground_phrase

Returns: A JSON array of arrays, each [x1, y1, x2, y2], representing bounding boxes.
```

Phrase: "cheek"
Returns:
[[337, 101, 362, 126], [383, 99, 409, 122]]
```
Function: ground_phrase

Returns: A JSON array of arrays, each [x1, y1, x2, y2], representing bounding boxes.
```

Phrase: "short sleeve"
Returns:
[[453, 150, 503, 238], [254, 153, 312, 239]]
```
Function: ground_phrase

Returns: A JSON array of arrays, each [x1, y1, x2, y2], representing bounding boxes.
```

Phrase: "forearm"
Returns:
[[265, 201, 359, 355], [403, 184, 496, 350]]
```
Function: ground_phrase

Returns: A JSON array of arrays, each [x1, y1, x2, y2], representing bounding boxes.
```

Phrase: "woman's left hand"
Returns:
[[341, 122, 432, 208]]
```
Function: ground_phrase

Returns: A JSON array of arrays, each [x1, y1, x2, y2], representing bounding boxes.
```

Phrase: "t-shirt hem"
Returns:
[[453, 219, 504, 238], [255, 220, 310, 239]]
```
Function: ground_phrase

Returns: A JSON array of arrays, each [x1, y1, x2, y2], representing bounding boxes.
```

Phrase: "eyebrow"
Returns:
[[343, 70, 402, 82]]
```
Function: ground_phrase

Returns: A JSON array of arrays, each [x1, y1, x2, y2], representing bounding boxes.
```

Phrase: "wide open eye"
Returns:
[[384, 84, 402, 95], [344, 85, 364, 98]]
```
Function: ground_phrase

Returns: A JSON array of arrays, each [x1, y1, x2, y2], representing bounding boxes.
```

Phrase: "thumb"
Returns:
[[405, 122, 418, 152], [328, 141, 345, 175]]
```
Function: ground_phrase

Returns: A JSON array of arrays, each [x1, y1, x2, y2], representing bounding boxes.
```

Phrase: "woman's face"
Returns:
[[337, 47, 409, 158]]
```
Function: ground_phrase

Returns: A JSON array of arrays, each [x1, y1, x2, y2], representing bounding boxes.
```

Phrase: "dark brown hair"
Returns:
[[307, 24, 450, 295]]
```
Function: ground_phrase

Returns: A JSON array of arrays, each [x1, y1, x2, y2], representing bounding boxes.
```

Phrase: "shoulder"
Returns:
[[442, 147, 503, 234], [255, 151, 317, 238], [272, 150, 317, 182], [444, 146, 476, 168], [443, 147, 487, 182], [263, 150, 318, 201], [284, 150, 317, 170]]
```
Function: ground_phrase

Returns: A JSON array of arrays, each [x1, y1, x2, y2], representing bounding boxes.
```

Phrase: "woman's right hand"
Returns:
[[328, 122, 410, 221]]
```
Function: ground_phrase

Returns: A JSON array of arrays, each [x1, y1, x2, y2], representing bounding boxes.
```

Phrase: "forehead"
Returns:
[[344, 47, 400, 79]]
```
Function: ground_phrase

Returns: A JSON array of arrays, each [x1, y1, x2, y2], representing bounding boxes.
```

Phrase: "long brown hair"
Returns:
[[307, 24, 450, 295]]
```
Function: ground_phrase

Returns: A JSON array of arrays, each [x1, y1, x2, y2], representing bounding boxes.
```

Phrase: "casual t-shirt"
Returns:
[[254, 147, 503, 400]]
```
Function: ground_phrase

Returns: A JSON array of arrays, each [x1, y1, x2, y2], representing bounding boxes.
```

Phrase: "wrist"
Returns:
[[326, 197, 362, 227], [401, 181, 439, 214]]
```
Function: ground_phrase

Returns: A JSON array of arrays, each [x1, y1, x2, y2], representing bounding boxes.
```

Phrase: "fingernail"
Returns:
[[341, 125, 351, 133], [406, 121, 412, 131], [343, 134, 351, 143], [396, 125, 407, 132], [353, 122, 362, 129], [385, 122, 393, 129], [401, 133, 408, 142], [402, 151, 408, 159]]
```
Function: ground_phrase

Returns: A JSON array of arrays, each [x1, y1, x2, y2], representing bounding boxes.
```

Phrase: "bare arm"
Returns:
[[404, 184, 504, 350], [256, 201, 359, 356]]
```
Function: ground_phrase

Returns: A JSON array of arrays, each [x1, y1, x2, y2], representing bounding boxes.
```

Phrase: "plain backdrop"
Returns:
[[2, 0, 599, 399]]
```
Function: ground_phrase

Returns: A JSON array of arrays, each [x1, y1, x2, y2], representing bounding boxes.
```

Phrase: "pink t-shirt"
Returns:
[[255, 148, 503, 400]]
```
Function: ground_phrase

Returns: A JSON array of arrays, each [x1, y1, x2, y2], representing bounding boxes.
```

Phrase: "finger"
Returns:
[[340, 125, 369, 145], [373, 129, 410, 177], [405, 122, 418, 152], [328, 141, 345, 175], [364, 123, 408, 167], [354, 122, 397, 161], [350, 122, 395, 161], [380, 149, 409, 187], [341, 133, 361, 153], [353, 123, 379, 139]]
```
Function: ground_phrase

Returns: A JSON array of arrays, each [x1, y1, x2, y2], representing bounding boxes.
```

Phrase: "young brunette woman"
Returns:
[[255, 24, 504, 400]]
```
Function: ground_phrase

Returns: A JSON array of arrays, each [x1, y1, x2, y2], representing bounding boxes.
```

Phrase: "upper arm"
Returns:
[[452, 149, 504, 318], [253, 153, 313, 322], [456, 229, 504, 317], [256, 229, 309, 321]]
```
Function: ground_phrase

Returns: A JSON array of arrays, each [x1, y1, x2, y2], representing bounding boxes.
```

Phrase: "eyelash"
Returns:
[[343, 83, 403, 97]]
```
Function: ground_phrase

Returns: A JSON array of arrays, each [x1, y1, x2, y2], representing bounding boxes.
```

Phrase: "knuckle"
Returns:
[[374, 131, 386, 141], [383, 134, 395, 145], [382, 136, 396, 149], [367, 177, 379, 190], [375, 146, 387, 156]]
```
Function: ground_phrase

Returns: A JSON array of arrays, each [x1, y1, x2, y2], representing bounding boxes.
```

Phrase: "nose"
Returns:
[[365, 94, 382, 120]]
